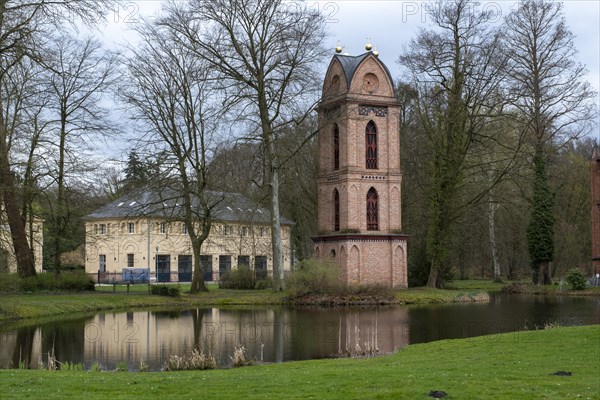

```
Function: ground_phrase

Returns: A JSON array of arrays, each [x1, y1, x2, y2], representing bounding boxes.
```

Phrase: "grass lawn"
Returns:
[[0, 283, 485, 322], [0, 325, 597, 399]]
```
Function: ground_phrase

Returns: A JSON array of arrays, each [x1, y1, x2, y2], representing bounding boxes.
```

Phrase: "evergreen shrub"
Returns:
[[150, 285, 180, 297], [565, 269, 587, 291]]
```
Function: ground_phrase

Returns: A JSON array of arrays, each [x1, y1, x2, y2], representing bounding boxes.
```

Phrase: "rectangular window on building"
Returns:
[[219, 255, 231, 278], [181, 223, 187, 234], [99, 254, 106, 272], [241, 227, 248, 237], [238, 255, 250, 268], [200, 255, 212, 281], [178, 255, 192, 282], [127, 253, 134, 268], [159, 222, 166, 234], [259, 227, 267, 237], [128, 222, 135, 234], [255, 256, 267, 280], [156, 255, 171, 282], [223, 225, 234, 236], [99, 224, 107, 235]]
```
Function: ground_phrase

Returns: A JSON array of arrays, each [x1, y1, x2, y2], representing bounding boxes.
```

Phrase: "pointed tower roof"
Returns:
[[332, 52, 395, 90]]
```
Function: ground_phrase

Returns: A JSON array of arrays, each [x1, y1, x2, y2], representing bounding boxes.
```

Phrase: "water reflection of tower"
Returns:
[[336, 308, 409, 356]]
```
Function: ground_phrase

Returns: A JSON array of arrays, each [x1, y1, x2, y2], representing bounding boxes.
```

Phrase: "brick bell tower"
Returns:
[[312, 45, 408, 288]]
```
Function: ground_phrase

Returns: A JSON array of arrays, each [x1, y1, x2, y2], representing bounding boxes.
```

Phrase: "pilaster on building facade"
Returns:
[[313, 48, 408, 288], [591, 147, 600, 274]]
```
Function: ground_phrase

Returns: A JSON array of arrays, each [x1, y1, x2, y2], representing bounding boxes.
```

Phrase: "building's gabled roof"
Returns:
[[86, 187, 293, 226], [332, 52, 395, 90]]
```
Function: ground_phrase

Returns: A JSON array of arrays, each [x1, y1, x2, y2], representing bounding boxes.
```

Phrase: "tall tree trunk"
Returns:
[[266, 136, 285, 291], [53, 113, 67, 276], [541, 261, 551, 285], [488, 190, 502, 282], [426, 259, 445, 289], [0, 99, 35, 278], [190, 242, 207, 293]]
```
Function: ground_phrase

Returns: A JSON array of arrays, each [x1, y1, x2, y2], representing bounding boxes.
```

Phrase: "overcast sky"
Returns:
[[99, 0, 600, 144]]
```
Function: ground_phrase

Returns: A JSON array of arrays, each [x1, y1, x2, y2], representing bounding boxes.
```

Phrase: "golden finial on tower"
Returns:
[[365, 37, 373, 51], [335, 41, 343, 54], [373, 46, 379, 57]]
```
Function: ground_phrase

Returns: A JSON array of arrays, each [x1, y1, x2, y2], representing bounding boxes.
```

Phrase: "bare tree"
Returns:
[[161, 0, 327, 290], [43, 34, 117, 276], [121, 19, 222, 293], [399, 0, 512, 288], [0, 56, 45, 274], [502, 0, 597, 284], [0, 0, 115, 277]]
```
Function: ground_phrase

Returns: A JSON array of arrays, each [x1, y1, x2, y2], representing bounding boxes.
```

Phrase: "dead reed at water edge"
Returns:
[[162, 348, 218, 371]]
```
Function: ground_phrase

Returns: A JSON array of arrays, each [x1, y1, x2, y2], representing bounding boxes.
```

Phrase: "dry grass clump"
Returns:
[[454, 292, 490, 302], [231, 345, 255, 368], [162, 349, 217, 371]]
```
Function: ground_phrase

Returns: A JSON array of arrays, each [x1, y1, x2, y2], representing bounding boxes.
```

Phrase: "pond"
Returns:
[[0, 294, 598, 371]]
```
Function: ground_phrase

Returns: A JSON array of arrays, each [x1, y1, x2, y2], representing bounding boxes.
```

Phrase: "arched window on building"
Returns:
[[365, 121, 378, 169], [366, 187, 379, 230], [334, 189, 340, 231], [333, 124, 340, 170]]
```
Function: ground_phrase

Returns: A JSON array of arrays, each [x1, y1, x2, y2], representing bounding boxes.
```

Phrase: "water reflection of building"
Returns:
[[1, 308, 410, 371], [81, 307, 409, 370]]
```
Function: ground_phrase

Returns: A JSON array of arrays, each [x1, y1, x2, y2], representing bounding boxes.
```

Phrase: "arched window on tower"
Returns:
[[365, 121, 378, 169], [334, 189, 340, 231], [366, 187, 379, 230], [333, 124, 340, 170]]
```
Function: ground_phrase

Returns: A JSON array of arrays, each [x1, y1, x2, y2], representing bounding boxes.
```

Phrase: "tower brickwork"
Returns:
[[312, 51, 408, 287]]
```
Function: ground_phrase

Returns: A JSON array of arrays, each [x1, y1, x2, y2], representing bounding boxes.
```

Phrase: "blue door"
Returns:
[[178, 255, 192, 282], [200, 255, 213, 281], [157, 255, 171, 282], [219, 255, 231, 279], [255, 256, 267, 280]]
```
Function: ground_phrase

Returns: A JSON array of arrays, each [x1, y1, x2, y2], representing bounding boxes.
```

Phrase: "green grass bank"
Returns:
[[1, 279, 598, 322], [0, 325, 598, 399], [0, 280, 506, 322]]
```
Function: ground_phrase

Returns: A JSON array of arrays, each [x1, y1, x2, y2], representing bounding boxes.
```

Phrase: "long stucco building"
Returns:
[[84, 188, 292, 282]]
